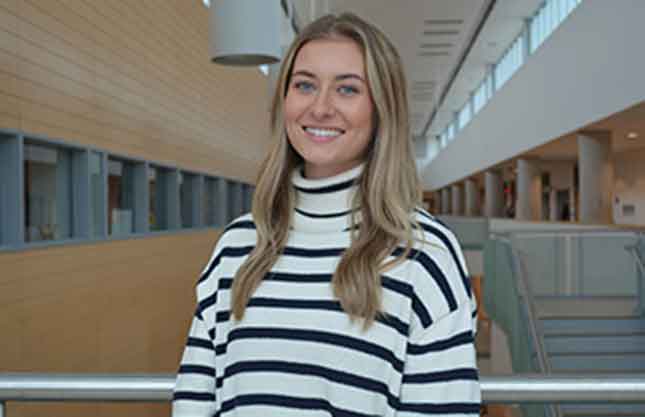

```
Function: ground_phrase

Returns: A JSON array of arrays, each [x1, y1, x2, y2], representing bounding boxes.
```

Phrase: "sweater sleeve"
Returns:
[[172, 308, 217, 416], [398, 305, 480, 416], [172, 242, 222, 416], [398, 218, 481, 416]]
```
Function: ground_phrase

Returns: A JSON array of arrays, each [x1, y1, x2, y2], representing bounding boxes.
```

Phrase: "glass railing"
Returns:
[[509, 230, 640, 298], [437, 215, 490, 250]]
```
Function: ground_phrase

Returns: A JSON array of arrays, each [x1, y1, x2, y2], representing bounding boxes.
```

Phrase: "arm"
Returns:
[[398, 305, 480, 416], [172, 306, 218, 416]]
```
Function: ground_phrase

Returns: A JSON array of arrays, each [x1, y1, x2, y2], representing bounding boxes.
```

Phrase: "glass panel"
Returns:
[[180, 172, 196, 228], [203, 177, 217, 226], [24, 142, 73, 242], [148, 166, 161, 231], [107, 157, 135, 236], [89, 151, 104, 238]]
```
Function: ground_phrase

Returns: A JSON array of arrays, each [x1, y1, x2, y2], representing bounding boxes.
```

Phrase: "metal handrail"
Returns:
[[625, 235, 645, 316], [494, 235, 561, 417], [1, 374, 645, 403]]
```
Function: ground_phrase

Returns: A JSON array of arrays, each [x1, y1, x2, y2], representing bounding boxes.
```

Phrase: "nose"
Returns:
[[310, 88, 335, 119]]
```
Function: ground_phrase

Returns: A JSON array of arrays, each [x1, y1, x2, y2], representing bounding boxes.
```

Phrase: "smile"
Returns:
[[303, 126, 345, 141]]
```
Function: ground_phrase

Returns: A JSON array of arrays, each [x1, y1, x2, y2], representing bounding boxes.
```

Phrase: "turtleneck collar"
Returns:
[[291, 164, 364, 233]]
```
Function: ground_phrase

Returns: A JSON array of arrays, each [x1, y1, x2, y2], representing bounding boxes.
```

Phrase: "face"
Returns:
[[284, 36, 375, 179]]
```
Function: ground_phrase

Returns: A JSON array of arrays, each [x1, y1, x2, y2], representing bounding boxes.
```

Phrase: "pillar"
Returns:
[[451, 184, 463, 216], [465, 179, 479, 216], [549, 188, 558, 221], [577, 131, 613, 223], [441, 188, 452, 215], [485, 170, 504, 218], [516, 159, 542, 221]]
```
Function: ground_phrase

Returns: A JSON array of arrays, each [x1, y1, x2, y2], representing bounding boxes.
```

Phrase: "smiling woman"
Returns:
[[284, 37, 375, 179], [173, 12, 480, 417]]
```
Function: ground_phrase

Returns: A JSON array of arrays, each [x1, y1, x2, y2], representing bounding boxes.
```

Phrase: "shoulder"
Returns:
[[403, 208, 472, 321], [196, 213, 257, 288], [411, 207, 463, 257]]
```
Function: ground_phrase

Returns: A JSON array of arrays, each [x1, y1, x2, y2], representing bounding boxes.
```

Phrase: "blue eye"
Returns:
[[338, 85, 359, 96], [294, 81, 315, 93]]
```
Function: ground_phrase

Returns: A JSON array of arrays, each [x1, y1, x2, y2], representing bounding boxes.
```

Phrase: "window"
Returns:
[[0, 133, 21, 246], [107, 157, 137, 236], [24, 141, 75, 242], [203, 177, 217, 226], [473, 80, 488, 114], [180, 172, 201, 228], [89, 151, 106, 238]]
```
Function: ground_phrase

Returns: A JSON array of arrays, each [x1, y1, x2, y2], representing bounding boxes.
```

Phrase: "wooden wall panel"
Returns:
[[0, 0, 270, 183], [0, 230, 221, 417], [0, 2, 271, 415]]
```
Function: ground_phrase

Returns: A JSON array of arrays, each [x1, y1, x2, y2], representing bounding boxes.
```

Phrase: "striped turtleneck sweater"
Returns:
[[173, 165, 480, 417]]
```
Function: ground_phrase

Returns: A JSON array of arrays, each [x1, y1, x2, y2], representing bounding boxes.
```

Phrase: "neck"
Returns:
[[291, 164, 364, 233]]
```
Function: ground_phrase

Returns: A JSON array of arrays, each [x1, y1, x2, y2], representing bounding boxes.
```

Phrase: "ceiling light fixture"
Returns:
[[210, 0, 282, 66], [626, 132, 639, 140]]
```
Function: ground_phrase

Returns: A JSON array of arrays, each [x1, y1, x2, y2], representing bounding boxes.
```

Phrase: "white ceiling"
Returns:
[[290, 0, 545, 141]]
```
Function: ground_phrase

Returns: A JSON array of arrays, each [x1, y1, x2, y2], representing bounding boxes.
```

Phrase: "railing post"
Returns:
[[0, 400, 5, 417]]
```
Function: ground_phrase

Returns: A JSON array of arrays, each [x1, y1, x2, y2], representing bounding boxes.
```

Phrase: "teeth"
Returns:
[[305, 127, 342, 137]]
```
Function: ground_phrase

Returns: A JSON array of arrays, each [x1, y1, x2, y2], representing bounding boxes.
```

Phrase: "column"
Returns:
[[451, 184, 463, 216], [485, 170, 504, 218], [465, 179, 479, 216], [516, 159, 542, 221], [577, 131, 613, 223], [549, 188, 558, 221], [441, 188, 452, 215]]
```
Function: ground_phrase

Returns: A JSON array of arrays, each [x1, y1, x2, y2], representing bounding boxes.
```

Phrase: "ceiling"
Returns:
[[289, 0, 545, 142]]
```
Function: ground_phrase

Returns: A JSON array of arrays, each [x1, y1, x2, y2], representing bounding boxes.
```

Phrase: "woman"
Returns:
[[173, 12, 479, 417]]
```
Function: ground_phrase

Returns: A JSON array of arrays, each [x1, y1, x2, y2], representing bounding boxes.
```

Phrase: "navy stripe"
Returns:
[[282, 246, 345, 257], [244, 297, 408, 336], [265, 271, 331, 282], [179, 364, 216, 377], [218, 327, 404, 373], [295, 207, 353, 219], [394, 247, 458, 312], [187, 337, 214, 350], [411, 296, 433, 328], [403, 367, 478, 384], [198, 293, 217, 312], [194, 306, 204, 321], [199, 246, 254, 283], [397, 401, 480, 414], [417, 220, 472, 298], [220, 393, 377, 417], [173, 391, 216, 402], [224, 220, 256, 231], [408, 331, 474, 354], [415, 208, 435, 222], [224, 360, 391, 399], [293, 178, 356, 194]]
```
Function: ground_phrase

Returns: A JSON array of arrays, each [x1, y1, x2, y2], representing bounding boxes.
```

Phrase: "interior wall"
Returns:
[[423, 0, 645, 190], [0, 1, 269, 415], [0, 230, 220, 417], [614, 148, 645, 225], [0, 0, 270, 183]]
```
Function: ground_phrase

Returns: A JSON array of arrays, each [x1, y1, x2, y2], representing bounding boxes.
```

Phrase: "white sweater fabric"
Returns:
[[173, 165, 480, 417]]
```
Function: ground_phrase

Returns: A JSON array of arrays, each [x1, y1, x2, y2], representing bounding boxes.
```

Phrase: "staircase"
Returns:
[[536, 295, 645, 417]]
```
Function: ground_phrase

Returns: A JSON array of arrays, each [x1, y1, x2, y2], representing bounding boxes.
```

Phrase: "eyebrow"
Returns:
[[291, 70, 365, 83]]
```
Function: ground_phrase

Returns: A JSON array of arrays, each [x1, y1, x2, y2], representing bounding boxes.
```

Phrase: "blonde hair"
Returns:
[[231, 13, 422, 328]]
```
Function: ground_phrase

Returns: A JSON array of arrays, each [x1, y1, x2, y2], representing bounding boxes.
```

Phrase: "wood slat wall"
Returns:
[[0, 0, 271, 183], [0, 1, 272, 415]]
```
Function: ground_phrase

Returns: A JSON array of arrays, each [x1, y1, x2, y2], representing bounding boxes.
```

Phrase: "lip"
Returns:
[[302, 125, 345, 143]]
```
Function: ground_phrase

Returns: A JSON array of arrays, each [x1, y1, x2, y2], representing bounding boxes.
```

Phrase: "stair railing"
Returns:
[[624, 233, 645, 316], [496, 235, 561, 417]]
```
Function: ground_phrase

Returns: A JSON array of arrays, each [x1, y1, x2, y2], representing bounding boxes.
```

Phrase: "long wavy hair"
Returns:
[[230, 12, 422, 328]]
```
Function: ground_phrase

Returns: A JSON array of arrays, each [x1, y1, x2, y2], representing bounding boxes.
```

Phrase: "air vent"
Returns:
[[418, 52, 450, 57], [420, 43, 453, 48], [424, 19, 463, 25], [423, 30, 459, 36]]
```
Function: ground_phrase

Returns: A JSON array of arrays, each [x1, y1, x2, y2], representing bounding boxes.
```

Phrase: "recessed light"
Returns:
[[626, 132, 639, 140]]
